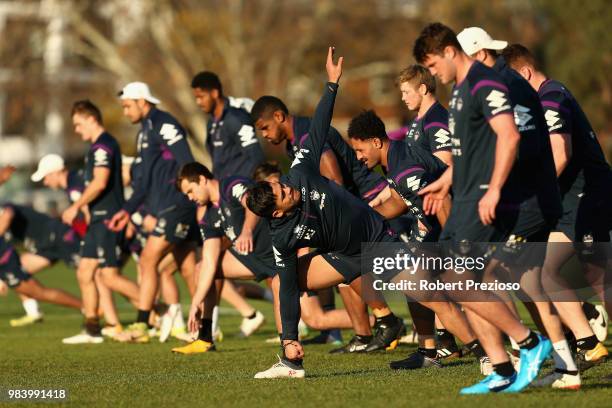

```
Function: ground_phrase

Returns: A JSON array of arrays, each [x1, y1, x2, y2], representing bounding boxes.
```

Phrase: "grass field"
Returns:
[[0, 260, 610, 408]]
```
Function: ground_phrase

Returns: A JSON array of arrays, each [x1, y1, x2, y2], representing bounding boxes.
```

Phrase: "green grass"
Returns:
[[0, 261, 610, 407]]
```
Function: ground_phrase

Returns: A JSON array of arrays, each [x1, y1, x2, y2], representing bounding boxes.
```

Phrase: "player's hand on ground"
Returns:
[[478, 187, 500, 225], [282, 340, 305, 360], [326, 46, 343, 84], [234, 230, 253, 254], [107, 210, 129, 232], [418, 178, 450, 215], [142, 214, 157, 233], [62, 205, 79, 225], [187, 304, 201, 333]]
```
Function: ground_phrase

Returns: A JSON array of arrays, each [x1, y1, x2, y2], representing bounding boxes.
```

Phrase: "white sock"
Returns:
[[23, 299, 40, 317], [170, 304, 185, 329], [263, 289, 274, 302], [212, 305, 219, 333], [553, 340, 578, 372], [509, 336, 520, 351]]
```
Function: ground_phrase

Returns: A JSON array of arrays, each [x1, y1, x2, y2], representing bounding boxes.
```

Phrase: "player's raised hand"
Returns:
[[326, 46, 343, 84]]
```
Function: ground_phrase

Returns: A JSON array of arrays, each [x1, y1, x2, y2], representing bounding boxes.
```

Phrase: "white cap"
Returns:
[[457, 27, 508, 56], [31, 154, 65, 182], [118, 82, 160, 104]]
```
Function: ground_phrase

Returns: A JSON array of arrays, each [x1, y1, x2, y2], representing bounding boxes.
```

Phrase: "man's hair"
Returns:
[[413, 22, 462, 64], [253, 161, 282, 182], [176, 162, 213, 190], [71, 100, 103, 125], [347, 110, 388, 141], [251, 96, 289, 122], [191, 71, 223, 95], [397, 64, 436, 94], [501, 43, 537, 70], [246, 181, 277, 218]]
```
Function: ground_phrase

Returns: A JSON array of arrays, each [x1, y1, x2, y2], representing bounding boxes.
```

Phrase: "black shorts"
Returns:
[[228, 247, 276, 282], [152, 205, 199, 244], [80, 220, 124, 267], [494, 209, 553, 269], [35, 228, 81, 268], [0, 247, 31, 288]]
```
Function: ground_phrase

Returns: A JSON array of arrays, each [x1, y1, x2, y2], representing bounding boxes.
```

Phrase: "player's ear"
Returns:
[[273, 110, 285, 123], [212, 89, 220, 100], [272, 209, 283, 218], [373, 137, 383, 149], [419, 83, 428, 96], [519, 66, 531, 81]]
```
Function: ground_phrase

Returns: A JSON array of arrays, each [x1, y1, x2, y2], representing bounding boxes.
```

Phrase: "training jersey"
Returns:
[[448, 61, 515, 203], [492, 57, 562, 217], [385, 141, 447, 240], [288, 116, 386, 202], [206, 98, 265, 180], [123, 108, 195, 216], [538, 79, 611, 201], [199, 176, 272, 258], [270, 82, 391, 340], [405, 102, 452, 154], [84, 132, 124, 221]]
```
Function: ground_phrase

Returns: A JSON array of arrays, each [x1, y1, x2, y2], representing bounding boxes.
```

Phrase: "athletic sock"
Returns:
[[22, 299, 40, 317], [436, 329, 456, 348], [212, 305, 219, 334], [355, 334, 373, 343], [418, 347, 437, 359], [198, 318, 213, 342], [85, 317, 101, 336], [136, 309, 151, 325], [552, 340, 578, 373], [582, 302, 599, 320], [172, 304, 185, 329], [465, 340, 486, 358], [493, 361, 515, 377], [564, 329, 577, 352], [576, 335, 598, 351], [377, 313, 397, 326], [509, 336, 520, 352], [517, 330, 540, 350]]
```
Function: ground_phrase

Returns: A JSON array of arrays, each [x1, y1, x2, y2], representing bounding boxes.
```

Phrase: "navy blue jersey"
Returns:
[[492, 57, 562, 217], [448, 62, 515, 202], [538, 79, 611, 200], [66, 169, 85, 203], [386, 141, 447, 239], [124, 108, 195, 216], [84, 132, 124, 221], [287, 117, 387, 202], [199, 176, 273, 260], [405, 102, 452, 154], [271, 82, 392, 340], [206, 98, 265, 180]]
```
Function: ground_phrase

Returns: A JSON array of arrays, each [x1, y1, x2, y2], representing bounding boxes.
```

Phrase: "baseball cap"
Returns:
[[457, 27, 508, 56], [118, 82, 160, 104], [31, 154, 65, 182]]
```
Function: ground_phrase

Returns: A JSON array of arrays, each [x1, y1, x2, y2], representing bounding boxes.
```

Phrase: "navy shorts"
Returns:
[[152, 205, 199, 244], [80, 220, 124, 267], [0, 247, 31, 288], [228, 247, 276, 282]]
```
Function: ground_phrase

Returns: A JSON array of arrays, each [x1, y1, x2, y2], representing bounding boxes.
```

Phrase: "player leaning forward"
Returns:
[[246, 48, 404, 378]]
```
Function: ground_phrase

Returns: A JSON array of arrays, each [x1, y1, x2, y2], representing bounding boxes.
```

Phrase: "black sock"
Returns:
[[576, 335, 598, 351], [198, 318, 213, 342], [246, 311, 257, 320], [564, 329, 577, 352], [377, 313, 397, 326], [493, 361, 515, 377], [465, 340, 486, 359], [85, 317, 101, 336], [436, 329, 457, 348], [356, 334, 373, 343], [517, 331, 540, 350], [281, 346, 303, 367], [136, 309, 151, 325], [555, 368, 579, 376], [582, 302, 599, 320], [418, 347, 437, 358]]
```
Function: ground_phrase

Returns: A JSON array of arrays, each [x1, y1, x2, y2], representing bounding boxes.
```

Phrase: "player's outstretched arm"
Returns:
[[187, 237, 222, 332]]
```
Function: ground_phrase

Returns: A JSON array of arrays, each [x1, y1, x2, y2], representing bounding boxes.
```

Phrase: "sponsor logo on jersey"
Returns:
[[93, 148, 109, 166], [232, 183, 247, 200], [486, 90, 511, 114], [513, 104, 535, 131], [406, 175, 421, 192], [238, 125, 258, 147], [544, 109, 562, 131], [293, 224, 316, 240], [291, 148, 310, 167], [160, 123, 183, 146], [433, 128, 451, 146], [273, 246, 284, 267]]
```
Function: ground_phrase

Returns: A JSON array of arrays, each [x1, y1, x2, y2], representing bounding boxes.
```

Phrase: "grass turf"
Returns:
[[0, 260, 610, 407]]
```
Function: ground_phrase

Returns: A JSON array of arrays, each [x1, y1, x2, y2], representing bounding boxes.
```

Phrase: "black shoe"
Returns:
[[329, 335, 370, 354], [390, 351, 442, 370], [436, 341, 462, 360], [363, 316, 405, 353]]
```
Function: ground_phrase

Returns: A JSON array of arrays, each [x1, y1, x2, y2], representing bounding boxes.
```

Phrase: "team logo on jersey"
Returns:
[[456, 97, 463, 111], [448, 115, 456, 135], [225, 225, 236, 241], [513, 105, 535, 131], [273, 246, 284, 267], [238, 125, 258, 147], [224, 207, 232, 217], [433, 128, 451, 146], [175, 223, 190, 239], [232, 183, 247, 200], [97, 246, 105, 261], [291, 148, 310, 167], [160, 123, 183, 146], [486, 90, 511, 114], [294, 224, 316, 240], [94, 148, 109, 166], [544, 110, 562, 131], [155, 218, 167, 234], [310, 190, 321, 201]]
